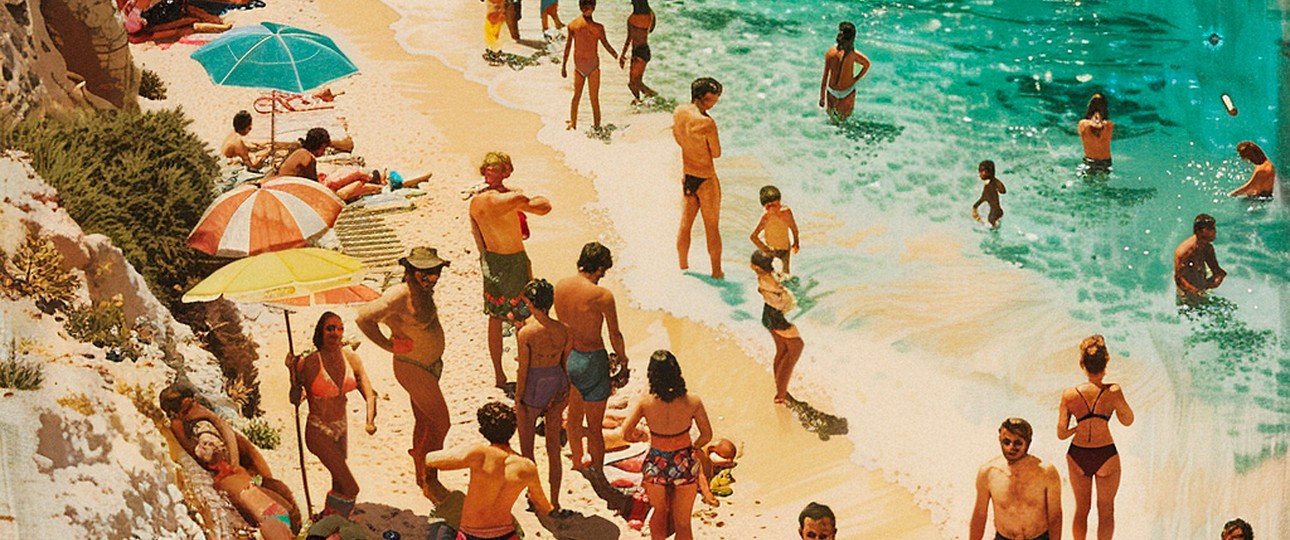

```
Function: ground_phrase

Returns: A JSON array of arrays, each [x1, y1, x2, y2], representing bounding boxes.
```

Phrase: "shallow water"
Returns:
[[383, 0, 1289, 536]]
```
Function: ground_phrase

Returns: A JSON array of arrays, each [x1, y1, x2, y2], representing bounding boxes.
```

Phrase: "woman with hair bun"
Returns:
[[623, 350, 713, 540], [1057, 335, 1135, 540]]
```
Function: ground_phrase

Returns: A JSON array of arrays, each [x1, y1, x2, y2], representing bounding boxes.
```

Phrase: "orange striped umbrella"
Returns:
[[187, 177, 343, 258], [268, 283, 380, 307]]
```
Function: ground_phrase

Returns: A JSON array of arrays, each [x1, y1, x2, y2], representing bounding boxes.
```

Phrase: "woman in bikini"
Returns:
[[1078, 93, 1115, 175], [289, 312, 377, 518], [623, 350, 713, 540], [751, 250, 803, 404], [514, 279, 575, 514], [1056, 335, 1134, 540], [818, 21, 871, 122], [190, 430, 295, 540]]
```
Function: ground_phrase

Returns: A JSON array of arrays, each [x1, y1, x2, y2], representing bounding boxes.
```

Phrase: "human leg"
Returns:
[[394, 360, 451, 502], [643, 483, 671, 540], [567, 389, 588, 469], [588, 66, 603, 128], [770, 331, 788, 401], [1093, 456, 1122, 540], [584, 399, 608, 469], [1067, 453, 1093, 540], [543, 404, 566, 508], [780, 249, 792, 274], [668, 483, 698, 540], [517, 404, 538, 461], [677, 194, 700, 270], [488, 316, 507, 388], [836, 92, 857, 121], [568, 71, 587, 130], [505, 0, 520, 40], [304, 424, 358, 515], [696, 177, 723, 279], [774, 335, 803, 402]]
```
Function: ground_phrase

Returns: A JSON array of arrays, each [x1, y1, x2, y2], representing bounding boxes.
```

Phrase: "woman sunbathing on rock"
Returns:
[[191, 430, 294, 540]]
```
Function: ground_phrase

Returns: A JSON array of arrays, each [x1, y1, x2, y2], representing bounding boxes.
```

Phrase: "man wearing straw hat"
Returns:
[[357, 246, 453, 503]]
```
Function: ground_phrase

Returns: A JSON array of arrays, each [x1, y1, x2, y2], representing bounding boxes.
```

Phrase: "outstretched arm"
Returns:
[[348, 350, 378, 434], [561, 31, 573, 78], [599, 28, 618, 60], [619, 26, 632, 67], [525, 466, 556, 515], [425, 445, 477, 472]]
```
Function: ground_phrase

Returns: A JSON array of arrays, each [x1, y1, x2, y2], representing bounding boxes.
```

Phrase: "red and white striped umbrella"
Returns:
[[188, 176, 344, 258]]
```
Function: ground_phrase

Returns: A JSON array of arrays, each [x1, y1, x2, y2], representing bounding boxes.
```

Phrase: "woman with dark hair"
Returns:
[[818, 21, 871, 121], [1057, 335, 1134, 540], [1078, 93, 1115, 174], [1230, 141, 1276, 198], [751, 250, 803, 404], [277, 127, 389, 201], [288, 311, 377, 518], [623, 350, 713, 540]]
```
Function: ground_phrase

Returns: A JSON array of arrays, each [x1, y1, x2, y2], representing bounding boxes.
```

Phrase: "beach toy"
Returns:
[[710, 469, 735, 497], [388, 170, 404, 190], [1222, 94, 1238, 116]]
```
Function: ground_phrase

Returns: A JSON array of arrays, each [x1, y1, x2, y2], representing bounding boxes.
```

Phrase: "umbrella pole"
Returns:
[[285, 310, 314, 518], [270, 90, 277, 169]]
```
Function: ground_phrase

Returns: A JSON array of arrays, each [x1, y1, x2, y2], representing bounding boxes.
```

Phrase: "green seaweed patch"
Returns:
[[629, 95, 679, 114], [836, 118, 904, 145], [483, 48, 553, 70], [781, 274, 823, 318], [784, 394, 849, 441], [585, 124, 622, 144]]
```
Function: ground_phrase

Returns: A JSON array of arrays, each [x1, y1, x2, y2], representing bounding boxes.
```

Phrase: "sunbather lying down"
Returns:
[[191, 432, 294, 540], [278, 127, 431, 202]]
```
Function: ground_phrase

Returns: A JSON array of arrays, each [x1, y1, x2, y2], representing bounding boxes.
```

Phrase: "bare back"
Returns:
[[278, 148, 318, 180], [554, 274, 611, 351], [628, 393, 712, 452], [1059, 383, 1126, 447], [469, 190, 527, 255], [672, 103, 720, 178], [460, 445, 540, 530], [1078, 119, 1114, 160]]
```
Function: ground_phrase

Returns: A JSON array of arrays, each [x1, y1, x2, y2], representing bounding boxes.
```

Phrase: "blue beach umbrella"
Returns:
[[191, 22, 359, 145]]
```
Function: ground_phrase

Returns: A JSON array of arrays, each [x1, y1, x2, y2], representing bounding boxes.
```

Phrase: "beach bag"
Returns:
[[141, 0, 186, 26]]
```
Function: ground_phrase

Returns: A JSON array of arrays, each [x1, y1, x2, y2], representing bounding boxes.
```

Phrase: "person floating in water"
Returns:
[[1057, 335, 1134, 540], [751, 250, 803, 404], [1173, 213, 1226, 305], [562, 0, 617, 130], [971, 160, 1007, 229], [818, 21, 871, 122], [969, 418, 1062, 540], [1229, 141, 1276, 198], [619, 0, 657, 103], [1078, 93, 1114, 175], [750, 185, 800, 274], [673, 77, 725, 278]]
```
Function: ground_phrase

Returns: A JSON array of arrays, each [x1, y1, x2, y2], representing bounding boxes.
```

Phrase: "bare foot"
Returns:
[[773, 395, 786, 404], [711, 271, 725, 280], [566, 120, 576, 130]]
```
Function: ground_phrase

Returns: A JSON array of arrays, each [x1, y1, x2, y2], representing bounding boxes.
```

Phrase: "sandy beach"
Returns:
[[128, 0, 945, 538]]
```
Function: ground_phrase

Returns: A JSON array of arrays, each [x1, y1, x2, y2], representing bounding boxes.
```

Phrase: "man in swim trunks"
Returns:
[[672, 77, 725, 279], [1173, 213, 1226, 306], [220, 110, 270, 171], [425, 402, 561, 540], [970, 418, 1062, 540], [469, 151, 553, 390], [554, 242, 629, 472], [798, 502, 837, 540], [618, 0, 657, 102], [356, 246, 453, 503], [562, 0, 617, 130]]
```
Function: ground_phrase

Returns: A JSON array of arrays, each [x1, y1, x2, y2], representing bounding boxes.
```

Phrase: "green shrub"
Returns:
[[0, 231, 81, 313], [139, 69, 168, 101], [2, 108, 222, 310], [64, 295, 142, 362], [0, 357, 44, 390], [239, 417, 280, 450]]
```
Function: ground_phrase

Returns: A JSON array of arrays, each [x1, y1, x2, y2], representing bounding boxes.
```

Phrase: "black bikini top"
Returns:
[[1075, 385, 1113, 423]]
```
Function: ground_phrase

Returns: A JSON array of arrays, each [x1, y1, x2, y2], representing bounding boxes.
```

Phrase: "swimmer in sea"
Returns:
[[619, 0, 657, 102], [818, 21, 871, 122], [562, 0, 617, 130], [1173, 213, 1226, 305], [1078, 93, 1114, 175], [971, 160, 1007, 229], [1229, 141, 1276, 198], [750, 185, 800, 274]]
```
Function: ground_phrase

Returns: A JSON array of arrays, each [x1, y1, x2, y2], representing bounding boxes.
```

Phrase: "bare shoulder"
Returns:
[[360, 284, 407, 317]]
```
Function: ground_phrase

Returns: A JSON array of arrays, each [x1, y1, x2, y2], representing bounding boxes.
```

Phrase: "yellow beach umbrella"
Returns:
[[182, 247, 364, 304]]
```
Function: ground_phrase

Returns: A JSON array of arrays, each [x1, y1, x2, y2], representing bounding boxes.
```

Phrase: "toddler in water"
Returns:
[[749, 185, 800, 274], [971, 160, 1007, 229]]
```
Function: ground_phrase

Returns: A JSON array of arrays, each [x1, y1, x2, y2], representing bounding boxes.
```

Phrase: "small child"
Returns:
[[749, 185, 800, 274], [562, 0, 617, 130], [971, 160, 1007, 229]]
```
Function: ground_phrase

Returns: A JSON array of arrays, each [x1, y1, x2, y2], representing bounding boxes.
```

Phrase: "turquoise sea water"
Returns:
[[387, 0, 1289, 535]]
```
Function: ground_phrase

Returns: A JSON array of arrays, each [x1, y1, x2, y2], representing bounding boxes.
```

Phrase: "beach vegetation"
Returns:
[[194, 300, 262, 418], [116, 381, 166, 424], [139, 69, 168, 101], [0, 231, 81, 313], [64, 295, 142, 362], [2, 108, 222, 311], [238, 417, 280, 450], [57, 393, 96, 415], [0, 341, 45, 391]]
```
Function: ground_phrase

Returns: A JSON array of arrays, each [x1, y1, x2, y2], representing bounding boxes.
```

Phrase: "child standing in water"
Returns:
[[971, 160, 1007, 229], [751, 250, 803, 404], [749, 185, 800, 274], [562, 0, 617, 130]]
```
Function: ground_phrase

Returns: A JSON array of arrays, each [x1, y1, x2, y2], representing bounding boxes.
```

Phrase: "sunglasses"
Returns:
[[325, 324, 343, 331]]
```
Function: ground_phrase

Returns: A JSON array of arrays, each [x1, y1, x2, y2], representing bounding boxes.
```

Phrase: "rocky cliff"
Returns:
[[1, 0, 138, 127]]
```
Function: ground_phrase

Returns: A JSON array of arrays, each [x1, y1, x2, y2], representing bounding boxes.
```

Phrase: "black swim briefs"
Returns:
[[683, 174, 708, 196], [994, 532, 1050, 540], [632, 44, 652, 62]]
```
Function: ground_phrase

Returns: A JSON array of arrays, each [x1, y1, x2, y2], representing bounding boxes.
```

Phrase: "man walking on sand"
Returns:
[[356, 247, 453, 503], [469, 152, 554, 391], [425, 402, 560, 540], [970, 418, 1062, 540], [554, 242, 629, 473], [673, 77, 725, 279]]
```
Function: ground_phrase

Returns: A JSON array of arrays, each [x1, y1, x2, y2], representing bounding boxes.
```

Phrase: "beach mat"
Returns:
[[333, 207, 405, 272]]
